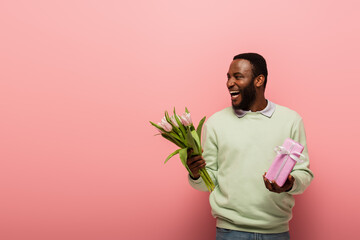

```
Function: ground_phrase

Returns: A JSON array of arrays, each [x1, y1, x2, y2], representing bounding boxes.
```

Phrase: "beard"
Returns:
[[232, 78, 257, 111]]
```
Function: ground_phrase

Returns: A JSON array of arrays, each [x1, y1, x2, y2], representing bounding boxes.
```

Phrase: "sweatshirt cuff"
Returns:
[[286, 177, 298, 194], [188, 174, 203, 184]]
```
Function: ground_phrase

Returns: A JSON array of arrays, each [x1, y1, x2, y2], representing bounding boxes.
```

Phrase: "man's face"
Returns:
[[226, 59, 256, 111]]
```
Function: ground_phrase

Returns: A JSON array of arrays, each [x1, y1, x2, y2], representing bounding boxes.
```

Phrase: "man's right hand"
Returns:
[[186, 149, 206, 180]]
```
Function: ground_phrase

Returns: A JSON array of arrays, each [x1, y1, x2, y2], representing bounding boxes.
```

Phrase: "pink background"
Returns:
[[1, 1, 359, 239]]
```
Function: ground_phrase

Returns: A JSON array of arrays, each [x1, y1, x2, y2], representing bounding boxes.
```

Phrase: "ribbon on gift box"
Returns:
[[272, 143, 306, 182]]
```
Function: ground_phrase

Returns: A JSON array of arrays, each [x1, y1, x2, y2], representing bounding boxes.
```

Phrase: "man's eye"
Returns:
[[235, 76, 242, 80]]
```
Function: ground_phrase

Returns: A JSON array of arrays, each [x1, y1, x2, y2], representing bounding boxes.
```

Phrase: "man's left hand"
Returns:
[[263, 173, 295, 193]]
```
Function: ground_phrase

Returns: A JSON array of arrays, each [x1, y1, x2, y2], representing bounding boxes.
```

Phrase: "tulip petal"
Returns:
[[173, 108, 187, 140], [149, 121, 166, 133]]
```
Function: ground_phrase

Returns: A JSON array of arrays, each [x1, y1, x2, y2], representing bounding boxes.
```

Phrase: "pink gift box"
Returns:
[[265, 138, 304, 187]]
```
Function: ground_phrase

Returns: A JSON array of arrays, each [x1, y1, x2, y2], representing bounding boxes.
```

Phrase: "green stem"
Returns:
[[199, 170, 209, 190], [205, 170, 215, 191], [189, 153, 215, 192], [199, 168, 215, 192]]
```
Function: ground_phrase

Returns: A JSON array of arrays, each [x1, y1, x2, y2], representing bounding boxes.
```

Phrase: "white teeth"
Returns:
[[230, 91, 240, 96]]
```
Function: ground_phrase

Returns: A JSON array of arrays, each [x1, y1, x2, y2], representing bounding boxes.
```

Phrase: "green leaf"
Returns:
[[164, 111, 172, 124], [185, 107, 189, 113], [164, 149, 181, 164], [196, 116, 206, 143], [191, 130, 201, 153], [161, 133, 186, 148], [179, 148, 193, 176], [161, 133, 179, 146], [166, 130, 182, 141], [186, 126, 199, 155], [179, 148, 187, 166]]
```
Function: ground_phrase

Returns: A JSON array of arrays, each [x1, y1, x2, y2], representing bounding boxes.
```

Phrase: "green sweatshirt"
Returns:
[[188, 102, 314, 233]]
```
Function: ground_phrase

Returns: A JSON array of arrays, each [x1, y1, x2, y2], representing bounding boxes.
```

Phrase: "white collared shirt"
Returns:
[[233, 100, 276, 118]]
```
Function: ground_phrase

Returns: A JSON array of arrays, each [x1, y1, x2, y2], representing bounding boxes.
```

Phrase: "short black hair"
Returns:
[[233, 53, 268, 89]]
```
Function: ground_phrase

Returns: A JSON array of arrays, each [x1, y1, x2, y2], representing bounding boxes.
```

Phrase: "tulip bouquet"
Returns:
[[150, 108, 215, 192]]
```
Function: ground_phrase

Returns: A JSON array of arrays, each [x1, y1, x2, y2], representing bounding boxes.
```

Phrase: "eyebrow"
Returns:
[[227, 72, 243, 76]]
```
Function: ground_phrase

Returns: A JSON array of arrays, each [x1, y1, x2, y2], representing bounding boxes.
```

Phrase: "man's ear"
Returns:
[[254, 75, 265, 88]]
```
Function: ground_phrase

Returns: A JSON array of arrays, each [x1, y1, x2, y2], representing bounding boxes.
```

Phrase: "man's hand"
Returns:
[[263, 172, 295, 193], [186, 149, 206, 180]]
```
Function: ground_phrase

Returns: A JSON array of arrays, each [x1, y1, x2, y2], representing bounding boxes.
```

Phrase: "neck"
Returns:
[[249, 95, 267, 112]]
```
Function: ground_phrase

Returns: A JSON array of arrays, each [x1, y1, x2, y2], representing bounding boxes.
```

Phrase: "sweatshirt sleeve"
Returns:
[[188, 122, 219, 191], [288, 117, 314, 195]]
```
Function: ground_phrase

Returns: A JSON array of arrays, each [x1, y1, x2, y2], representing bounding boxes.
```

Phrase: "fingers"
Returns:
[[187, 154, 206, 178], [263, 172, 283, 194], [272, 182, 283, 193], [283, 174, 295, 192], [189, 160, 206, 172], [289, 174, 295, 183], [281, 174, 294, 187], [263, 173, 275, 192], [186, 154, 203, 165]]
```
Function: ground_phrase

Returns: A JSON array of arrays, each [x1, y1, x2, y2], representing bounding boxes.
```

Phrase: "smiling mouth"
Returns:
[[230, 91, 240, 100]]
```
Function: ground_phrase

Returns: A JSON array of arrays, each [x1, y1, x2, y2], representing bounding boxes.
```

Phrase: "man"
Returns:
[[187, 53, 313, 240]]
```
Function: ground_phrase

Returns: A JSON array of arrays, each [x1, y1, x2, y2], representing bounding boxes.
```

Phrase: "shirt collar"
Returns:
[[233, 100, 276, 118]]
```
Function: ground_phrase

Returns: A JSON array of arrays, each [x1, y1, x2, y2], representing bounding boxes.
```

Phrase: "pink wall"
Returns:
[[1, 1, 359, 239]]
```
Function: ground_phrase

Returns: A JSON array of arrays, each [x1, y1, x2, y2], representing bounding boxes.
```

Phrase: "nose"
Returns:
[[227, 76, 235, 89]]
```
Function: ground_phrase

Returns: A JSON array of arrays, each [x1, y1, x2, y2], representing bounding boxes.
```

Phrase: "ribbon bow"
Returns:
[[274, 145, 305, 163]]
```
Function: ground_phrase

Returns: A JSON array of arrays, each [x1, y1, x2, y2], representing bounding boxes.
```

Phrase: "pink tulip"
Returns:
[[170, 115, 179, 128], [180, 112, 192, 126], [158, 117, 173, 132]]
